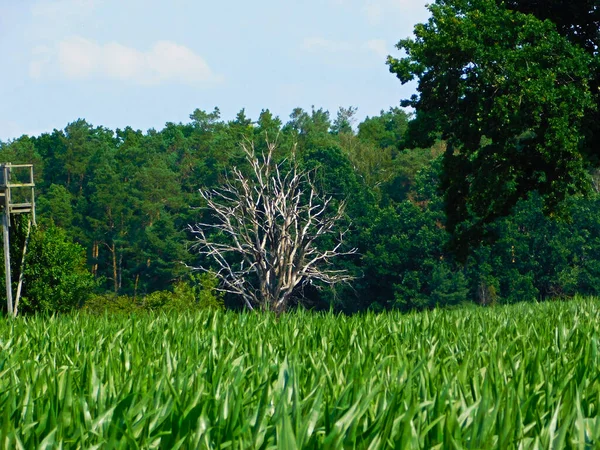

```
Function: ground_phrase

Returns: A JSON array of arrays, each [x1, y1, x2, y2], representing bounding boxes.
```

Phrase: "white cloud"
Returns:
[[30, 37, 222, 86], [57, 38, 98, 79]]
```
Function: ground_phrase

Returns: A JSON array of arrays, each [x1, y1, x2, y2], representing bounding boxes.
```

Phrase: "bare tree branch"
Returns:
[[188, 139, 356, 313]]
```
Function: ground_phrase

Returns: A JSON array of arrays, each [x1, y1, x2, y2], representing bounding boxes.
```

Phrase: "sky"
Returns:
[[0, 0, 431, 140]]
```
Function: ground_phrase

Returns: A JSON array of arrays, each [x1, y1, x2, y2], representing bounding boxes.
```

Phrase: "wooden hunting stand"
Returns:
[[1, 163, 36, 317]]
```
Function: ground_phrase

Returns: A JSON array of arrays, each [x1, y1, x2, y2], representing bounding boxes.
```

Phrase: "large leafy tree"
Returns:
[[388, 0, 597, 254], [502, 0, 600, 162], [502, 1, 599, 54]]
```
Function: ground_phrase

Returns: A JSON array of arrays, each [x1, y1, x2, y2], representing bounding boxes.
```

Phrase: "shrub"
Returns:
[[82, 273, 224, 314], [17, 225, 96, 314], [83, 294, 140, 315]]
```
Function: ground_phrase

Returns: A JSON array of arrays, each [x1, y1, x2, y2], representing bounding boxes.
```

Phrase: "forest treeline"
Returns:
[[1, 104, 600, 313]]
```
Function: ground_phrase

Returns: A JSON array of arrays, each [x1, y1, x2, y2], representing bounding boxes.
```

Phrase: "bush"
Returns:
[[142, 283, 197, 312], [17, 225, 96, 314], [83, 294, 140, 315], [82, 273, 224, 314], [190, 273, 225, 310]]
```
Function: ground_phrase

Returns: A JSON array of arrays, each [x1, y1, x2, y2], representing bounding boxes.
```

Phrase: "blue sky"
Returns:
[[0, 0, 430, 140]]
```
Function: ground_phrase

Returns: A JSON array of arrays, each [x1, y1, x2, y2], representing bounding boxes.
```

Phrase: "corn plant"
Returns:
[[2, 298, 600, 448]]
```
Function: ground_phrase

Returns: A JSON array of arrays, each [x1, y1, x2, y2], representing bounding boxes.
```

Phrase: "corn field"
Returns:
[[2, 299, 600, 448]]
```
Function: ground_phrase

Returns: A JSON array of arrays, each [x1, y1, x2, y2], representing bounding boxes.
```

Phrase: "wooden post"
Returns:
[[3, 211, 12, 316], [0, 163, 36, 317], [14, 219, 32, 317], [31, 165, 36, 225]]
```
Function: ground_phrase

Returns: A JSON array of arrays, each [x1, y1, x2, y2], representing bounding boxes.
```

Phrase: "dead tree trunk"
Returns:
[[190, 139, 356, 312]]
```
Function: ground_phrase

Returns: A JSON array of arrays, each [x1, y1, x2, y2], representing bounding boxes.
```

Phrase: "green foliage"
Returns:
[[389, 0, 597, 252], [19, 225, 96, 314], [429, 263, 469, 307], [360, 200, 466, 311], [4, 97, 600, 312], [382, 142, 444, 203], [357, 157, 467, 311], [357, 107, 410, 150], [191, 272, 225, 310], [37, 184, 74, 229], [464, 192, 600, 304], [3, 300, 600, 446], [142, 278, 224, 312], [330, 106, 357, 135], [83, 274, 224, 314], [83, 294, 140, 315]]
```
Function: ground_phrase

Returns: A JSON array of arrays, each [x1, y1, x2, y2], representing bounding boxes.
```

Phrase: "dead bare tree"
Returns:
[[189, 139, 356, 313]]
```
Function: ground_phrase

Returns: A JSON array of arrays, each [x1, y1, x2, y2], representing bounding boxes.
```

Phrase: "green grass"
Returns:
[[2, 299, 600, 448]]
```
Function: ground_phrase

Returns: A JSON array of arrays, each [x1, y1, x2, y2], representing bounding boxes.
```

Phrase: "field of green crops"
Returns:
[[2, 300, 600, 448]]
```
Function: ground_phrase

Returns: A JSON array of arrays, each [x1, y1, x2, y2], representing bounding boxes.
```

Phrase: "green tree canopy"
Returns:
[[388, 0, 597, 254]]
